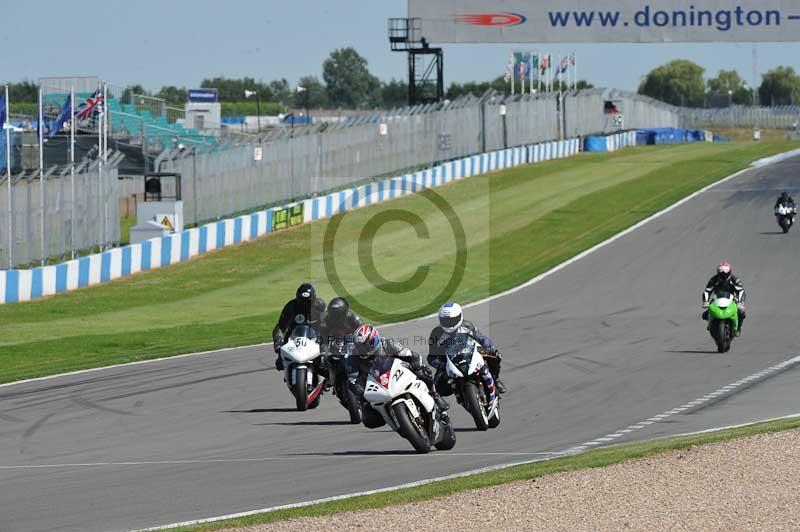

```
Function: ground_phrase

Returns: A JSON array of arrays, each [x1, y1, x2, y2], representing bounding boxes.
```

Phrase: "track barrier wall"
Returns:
[[0, 131, 640, 303]]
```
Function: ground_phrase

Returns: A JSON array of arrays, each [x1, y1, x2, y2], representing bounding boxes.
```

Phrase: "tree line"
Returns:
[[4, 47, 593, 116], [638, 59, 800, 107]]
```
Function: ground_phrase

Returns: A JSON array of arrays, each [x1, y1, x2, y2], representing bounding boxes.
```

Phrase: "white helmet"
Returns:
[[438, 302, 463, 333]]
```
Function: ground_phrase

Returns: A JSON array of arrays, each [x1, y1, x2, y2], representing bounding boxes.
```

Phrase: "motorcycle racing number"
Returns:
[[393, 369, 403, 382], [295, 337, 307, 347]]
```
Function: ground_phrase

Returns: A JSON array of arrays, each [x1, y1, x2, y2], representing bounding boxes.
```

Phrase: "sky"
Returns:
[[1, 0, 799, 93]]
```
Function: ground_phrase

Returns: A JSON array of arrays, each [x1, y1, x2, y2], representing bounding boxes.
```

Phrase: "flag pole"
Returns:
[[4, 85, 11, 268], [97, 84, 103, 249], [574, 52, 578, 91], [38, 85, 45, 265], [537, 52, 541, 93], [102, 83, 108, 248], [70, 86, 75, 259], [511, 54, 515, 95]]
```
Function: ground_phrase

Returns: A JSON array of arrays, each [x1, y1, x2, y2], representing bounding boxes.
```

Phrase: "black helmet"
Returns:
[[327, 297, 349, 323], [781, 191, 789, 200], [295, 283, 316, 305]]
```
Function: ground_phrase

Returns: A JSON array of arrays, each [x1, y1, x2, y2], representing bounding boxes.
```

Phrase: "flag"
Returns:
[[49, 95, 71, 138], [0, 94, 6, 129], [560, 55, 571, 74], [75, 88, 104, 124], [516, 59, 530, 80], [531, 54, 539, 70], [540, 55, 550, 74]]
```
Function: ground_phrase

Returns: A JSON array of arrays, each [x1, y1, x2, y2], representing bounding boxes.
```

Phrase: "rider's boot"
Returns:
[[432, 390, 450, 411], [274, 355, 284, 371]]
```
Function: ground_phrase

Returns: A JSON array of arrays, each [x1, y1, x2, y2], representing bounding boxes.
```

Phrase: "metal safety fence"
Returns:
[[680, 105, 800, 129], [0, 153, 122, 268], [158, 89, 680, 226]]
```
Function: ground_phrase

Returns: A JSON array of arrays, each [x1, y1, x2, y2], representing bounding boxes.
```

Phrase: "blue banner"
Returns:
[[188, 89, 218, 103]]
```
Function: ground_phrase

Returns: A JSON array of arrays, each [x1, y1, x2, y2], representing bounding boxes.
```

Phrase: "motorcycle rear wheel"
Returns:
[[393, 402, 431, 454]]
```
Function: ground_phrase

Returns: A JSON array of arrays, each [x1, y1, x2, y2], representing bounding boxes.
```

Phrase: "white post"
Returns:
[[97, 84, 103, 249], [4, 85, 11, 268], [70, 86, 75, 259], [530, 51, 535, 94], [573, 52, 578, 91], [38, 86, 45, 265], [537, 52, 541, 93], [102, 83, 108, 248]]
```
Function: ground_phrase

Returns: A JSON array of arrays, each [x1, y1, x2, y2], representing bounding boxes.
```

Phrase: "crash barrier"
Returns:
[[582, 130, 638, 152], [0, 133, 640, 304], [634, 127, 717, 146]]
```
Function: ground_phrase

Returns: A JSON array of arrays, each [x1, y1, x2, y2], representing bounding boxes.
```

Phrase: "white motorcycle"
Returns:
[[363, 355, 456, 454], [443, 333, 501, 431], [776, 204, 796, 234], [280, 325, 326, 411]]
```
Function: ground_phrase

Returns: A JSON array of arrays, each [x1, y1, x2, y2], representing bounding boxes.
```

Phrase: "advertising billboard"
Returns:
[[409, 0, 800, 43]]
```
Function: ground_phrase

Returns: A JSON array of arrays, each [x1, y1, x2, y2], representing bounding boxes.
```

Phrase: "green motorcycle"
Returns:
[[707, 291, 739, 353]]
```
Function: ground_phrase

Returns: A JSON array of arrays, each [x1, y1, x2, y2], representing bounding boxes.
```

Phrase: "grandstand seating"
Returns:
[[42, 91, 216, 149]]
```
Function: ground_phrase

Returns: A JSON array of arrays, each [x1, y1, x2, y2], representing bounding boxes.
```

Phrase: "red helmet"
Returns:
[[717, 261, 732, 280], [353, 324, 381, 359]]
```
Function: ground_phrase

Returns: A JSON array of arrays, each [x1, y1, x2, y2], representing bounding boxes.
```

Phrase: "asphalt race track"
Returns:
[[2, 156, 800, 532]]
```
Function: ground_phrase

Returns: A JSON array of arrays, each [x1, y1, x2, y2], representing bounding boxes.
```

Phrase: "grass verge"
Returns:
[[163, 416, 800, 531], [0, 141, 796, 384]]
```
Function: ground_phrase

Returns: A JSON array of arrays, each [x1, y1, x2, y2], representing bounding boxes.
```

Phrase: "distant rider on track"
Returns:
[[702, 262, 746, 336], [272, 283, 326, 370], [350, 324, 450, 428], [774, 191, 796, 224], [427, 303, 506, 394]]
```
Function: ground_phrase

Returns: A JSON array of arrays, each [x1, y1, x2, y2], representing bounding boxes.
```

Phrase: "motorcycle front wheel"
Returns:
[[293, 366, 308, 411], [463, 381, 489, 431], [393, 402, 431, 454]]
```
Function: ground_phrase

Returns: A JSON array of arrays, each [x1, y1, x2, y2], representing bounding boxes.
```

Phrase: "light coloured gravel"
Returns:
[[229, 429, 800, 532]]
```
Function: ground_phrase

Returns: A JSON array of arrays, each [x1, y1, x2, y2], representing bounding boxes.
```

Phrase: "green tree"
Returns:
[[200, 77, 273, 103], [156, 86, 187, 106], [638, 60, 705, 107], [380, 79, 408, 108], [6, 80, 38, 102], [758, 67, 800, 106], [269, 78, 292, 108], [323, 47, 381, 109], [707, 70, 752, 105], [293, 76, 328, 109], [121, 84, 147, 103]]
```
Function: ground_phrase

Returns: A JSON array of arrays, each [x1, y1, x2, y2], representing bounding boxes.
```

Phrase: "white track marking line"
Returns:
[[138, 410, 800, 532], [570, 353, 800, 450], [3, 150, 790, 391], [0, 452, 560, 470]]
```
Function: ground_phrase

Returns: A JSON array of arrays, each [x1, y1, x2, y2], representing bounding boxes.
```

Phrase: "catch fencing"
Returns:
[[158, 89, 680, 225], [680, 106, 800, 129], [0, 154, 122, 268]]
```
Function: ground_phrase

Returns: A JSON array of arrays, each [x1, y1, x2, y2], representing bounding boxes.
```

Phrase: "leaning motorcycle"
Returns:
[[707, 291, 739, 353], [363, 355, 456, 454], [279, 325, 326, 411], [443, 333, 500, 431], [776, 204, 796, 234], [327, 335, 362, 424]]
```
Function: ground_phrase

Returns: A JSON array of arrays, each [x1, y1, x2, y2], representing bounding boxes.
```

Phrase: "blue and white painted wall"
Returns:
[[0, 133, 636, 304]]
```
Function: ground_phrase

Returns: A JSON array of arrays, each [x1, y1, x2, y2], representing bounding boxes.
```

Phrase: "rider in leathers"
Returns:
[[702, 262, 746, 336], [428, 303, 506, 394], [272, 283, 326, 370], [350, 324, 450, 428], [319, 297, 363, 348], [774, 191, 797, 224]]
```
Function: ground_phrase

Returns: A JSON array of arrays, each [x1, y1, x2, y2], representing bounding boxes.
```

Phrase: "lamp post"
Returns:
[[296, 86, 309, 126], [280, 112, 296, 198], [244, 89, 261, 133], [728, 90, 734, 138]]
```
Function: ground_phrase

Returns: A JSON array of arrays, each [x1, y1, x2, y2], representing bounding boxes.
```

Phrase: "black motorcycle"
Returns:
[[326, 335, 362, 424]]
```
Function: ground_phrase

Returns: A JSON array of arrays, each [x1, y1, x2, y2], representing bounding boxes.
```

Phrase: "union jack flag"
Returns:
[[75, 89, 103, 122]]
